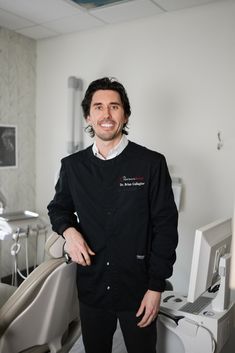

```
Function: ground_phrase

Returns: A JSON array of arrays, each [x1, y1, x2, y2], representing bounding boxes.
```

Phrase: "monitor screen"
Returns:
[[187, 218, 232, 303]]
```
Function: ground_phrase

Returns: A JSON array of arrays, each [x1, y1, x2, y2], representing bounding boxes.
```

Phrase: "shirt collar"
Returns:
[[92, 135, 128, 160]]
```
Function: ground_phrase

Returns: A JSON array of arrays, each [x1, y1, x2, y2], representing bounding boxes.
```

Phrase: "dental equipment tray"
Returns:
[[0, 210, 39, 222]]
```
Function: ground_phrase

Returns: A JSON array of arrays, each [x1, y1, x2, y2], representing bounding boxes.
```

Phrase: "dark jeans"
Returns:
[[79, 302, 157, 353]]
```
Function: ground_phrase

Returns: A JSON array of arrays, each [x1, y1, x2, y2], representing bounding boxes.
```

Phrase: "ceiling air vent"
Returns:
[[69, 0, 128, 10]]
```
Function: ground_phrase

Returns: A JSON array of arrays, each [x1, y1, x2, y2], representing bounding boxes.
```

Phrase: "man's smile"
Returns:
[[99, 120, 115, 129]]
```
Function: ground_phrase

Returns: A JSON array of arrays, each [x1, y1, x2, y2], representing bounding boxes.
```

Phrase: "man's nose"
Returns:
[[103, 106, 111, 118]]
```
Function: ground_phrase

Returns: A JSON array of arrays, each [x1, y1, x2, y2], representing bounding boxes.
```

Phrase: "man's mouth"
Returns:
[[99, 120, 115, 128]]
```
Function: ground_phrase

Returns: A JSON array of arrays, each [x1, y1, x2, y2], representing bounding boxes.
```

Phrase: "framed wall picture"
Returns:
[[0, 125, 17, 168]]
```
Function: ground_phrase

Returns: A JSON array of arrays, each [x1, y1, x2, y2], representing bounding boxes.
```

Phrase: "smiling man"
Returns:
[[88, 89, 126, 142], [47, 77, 178, 353]]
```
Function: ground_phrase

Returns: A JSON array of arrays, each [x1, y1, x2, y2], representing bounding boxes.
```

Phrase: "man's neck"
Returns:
[[95, 135, 123, 159]]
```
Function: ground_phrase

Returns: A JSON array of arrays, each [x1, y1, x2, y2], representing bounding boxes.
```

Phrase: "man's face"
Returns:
[[87, 90, 127, 142]]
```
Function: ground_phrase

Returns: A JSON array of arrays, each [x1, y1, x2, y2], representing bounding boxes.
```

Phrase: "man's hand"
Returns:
[[63, 227, 95, 266], [136, 290, 161, 328]]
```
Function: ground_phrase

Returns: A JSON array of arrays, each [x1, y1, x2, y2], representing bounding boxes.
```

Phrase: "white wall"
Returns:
[[36, 0, 235, 294]]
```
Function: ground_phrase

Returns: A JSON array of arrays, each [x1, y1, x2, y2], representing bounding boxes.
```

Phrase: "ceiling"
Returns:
[[0, 0, 223, 40]]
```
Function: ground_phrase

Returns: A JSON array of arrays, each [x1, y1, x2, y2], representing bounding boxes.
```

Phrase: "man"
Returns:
[[47, 77, 178, 353]]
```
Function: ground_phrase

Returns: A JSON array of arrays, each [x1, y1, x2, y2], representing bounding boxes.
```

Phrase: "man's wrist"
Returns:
[[63, 227, 78, 239]]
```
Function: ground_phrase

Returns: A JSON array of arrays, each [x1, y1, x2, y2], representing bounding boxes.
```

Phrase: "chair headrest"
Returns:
[[45, 232, 65, 259]]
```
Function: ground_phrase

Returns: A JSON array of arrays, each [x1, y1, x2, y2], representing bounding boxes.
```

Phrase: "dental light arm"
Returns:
[[67, 76, 83, 154]]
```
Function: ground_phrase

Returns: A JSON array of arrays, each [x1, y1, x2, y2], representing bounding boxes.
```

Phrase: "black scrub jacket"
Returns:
[[47, 141, 178, 311]]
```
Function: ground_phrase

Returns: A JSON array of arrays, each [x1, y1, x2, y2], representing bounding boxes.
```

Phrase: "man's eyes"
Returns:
[[94, 105, 119, 110], [110, 105, 119, 110]]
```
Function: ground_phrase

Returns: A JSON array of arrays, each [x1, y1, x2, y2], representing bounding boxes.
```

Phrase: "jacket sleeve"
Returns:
[[47, 159, 79, 235], [148, 155, 178, 292]]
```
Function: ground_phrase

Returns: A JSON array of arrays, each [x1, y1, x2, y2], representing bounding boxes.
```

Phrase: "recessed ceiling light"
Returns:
[[69, 0, 128, 10]]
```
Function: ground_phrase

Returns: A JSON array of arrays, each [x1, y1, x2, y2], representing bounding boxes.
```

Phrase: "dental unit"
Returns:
[[0, 209, 49, 285]]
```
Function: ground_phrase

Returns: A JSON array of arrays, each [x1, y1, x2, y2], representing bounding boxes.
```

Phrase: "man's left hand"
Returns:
[[136, 290, 161, 328]]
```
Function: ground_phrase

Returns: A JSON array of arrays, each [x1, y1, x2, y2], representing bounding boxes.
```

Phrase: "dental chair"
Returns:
[[0, 232, 81, 353]]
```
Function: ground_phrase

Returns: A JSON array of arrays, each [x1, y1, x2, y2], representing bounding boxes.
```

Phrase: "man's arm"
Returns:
[[147, 155, 178, 293], [47, 160, 79, 235], [136, 155, 178, 328], [48, 160, 95, 265]]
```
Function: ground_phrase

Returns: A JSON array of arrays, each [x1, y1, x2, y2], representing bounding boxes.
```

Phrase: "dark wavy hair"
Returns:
[[81, 77, 131, 137]]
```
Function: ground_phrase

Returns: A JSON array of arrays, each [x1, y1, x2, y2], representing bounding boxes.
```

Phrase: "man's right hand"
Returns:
[[63, 227, 95, 266]]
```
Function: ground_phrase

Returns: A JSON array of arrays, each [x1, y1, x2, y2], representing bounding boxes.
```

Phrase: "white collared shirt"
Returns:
[[92, 135, 129, 160]]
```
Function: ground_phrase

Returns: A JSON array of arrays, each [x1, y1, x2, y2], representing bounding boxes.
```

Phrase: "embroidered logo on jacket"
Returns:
[[119, 176, 145, 188]]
